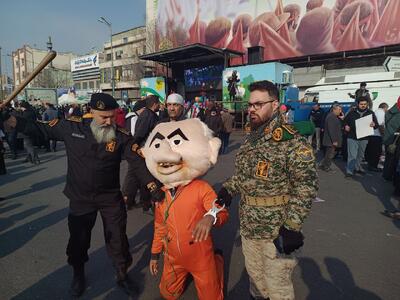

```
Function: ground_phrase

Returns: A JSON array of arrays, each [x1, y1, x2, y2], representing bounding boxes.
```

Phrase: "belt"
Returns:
[[244, 195, 289, 207]]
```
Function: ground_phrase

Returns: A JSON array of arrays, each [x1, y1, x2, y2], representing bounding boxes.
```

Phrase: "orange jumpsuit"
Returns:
[[151, 179, 228, 300]]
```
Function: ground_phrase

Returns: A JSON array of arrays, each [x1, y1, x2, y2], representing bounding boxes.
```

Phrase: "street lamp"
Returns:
[[98, 16, 115, 97], [0, 46, 3, 101]]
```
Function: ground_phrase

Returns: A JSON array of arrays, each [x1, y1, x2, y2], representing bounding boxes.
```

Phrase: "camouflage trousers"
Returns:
[[242, 236, 297, 300]]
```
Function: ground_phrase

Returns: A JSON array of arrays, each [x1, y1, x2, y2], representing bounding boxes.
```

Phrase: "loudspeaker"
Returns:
[[247, 46, 264, 65]]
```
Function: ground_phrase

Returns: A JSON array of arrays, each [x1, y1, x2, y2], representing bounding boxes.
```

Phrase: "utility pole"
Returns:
[[0, 47, 3, 101], [98, 17, 115, 97]]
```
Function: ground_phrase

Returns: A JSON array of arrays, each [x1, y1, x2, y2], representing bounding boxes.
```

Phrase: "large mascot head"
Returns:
[[142, 119, 221, 188]]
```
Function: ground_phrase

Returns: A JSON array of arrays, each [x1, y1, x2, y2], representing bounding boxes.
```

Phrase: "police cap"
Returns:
[[89, 93, 119, 111]]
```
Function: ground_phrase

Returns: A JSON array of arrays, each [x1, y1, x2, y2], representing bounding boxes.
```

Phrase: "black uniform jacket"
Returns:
[[18, 116, 156, 215]]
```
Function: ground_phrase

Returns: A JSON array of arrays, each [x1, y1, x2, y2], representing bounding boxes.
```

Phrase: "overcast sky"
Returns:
[[0, 0, 146, 76]]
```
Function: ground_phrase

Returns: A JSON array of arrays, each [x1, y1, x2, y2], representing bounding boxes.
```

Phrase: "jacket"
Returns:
[[16, 116, 158, 215], [151, 179, 228, 270], [133, 108, 159, 146], [383, 104, 400, 145], [322, 112, 343, 147], [344, 109, 378, 140]]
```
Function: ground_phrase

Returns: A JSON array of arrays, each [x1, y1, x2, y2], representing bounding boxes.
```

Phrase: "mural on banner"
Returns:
[[149, 0, 400, 64], [140, 77, 166, 102], [222, 62, 292, 110]]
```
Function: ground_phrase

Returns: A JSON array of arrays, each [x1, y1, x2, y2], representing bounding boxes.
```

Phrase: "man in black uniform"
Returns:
[[131, 95, 160, 211], [3, 93, 163, 297]]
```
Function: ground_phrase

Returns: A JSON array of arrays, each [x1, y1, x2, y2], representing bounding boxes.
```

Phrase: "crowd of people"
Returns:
[[306, 82, 400, 219]]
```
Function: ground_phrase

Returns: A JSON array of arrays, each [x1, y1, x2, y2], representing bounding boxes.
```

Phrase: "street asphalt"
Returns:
[[0, 132, 399, 300]]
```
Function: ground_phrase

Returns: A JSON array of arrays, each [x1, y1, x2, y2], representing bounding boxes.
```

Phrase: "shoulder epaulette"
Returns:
[[117, 127, 131, 136], [37, 119, 60, 127], [282, 124, 297, 135], [272, 125, 296, 142], [67, 116, 82, 122]]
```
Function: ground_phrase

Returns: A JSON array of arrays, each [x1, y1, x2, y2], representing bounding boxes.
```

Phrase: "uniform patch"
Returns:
[[105, 140, 116, 152], [67, 116, 82, 122], [147, 181, 157, 193], [296, 146, 314, 162], [255, 160, 270, 178], [272, 128, 283, 141], [71, 133, 85, 139], [48, 119, 59, 127]]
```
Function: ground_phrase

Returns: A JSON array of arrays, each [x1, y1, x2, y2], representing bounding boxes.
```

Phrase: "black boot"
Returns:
[[116, 268, 139, 296], [70, 264, 86, 297]]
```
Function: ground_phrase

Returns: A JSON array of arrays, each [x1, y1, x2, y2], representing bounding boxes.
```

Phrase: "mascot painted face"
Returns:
[[142, 118, 221, 188]]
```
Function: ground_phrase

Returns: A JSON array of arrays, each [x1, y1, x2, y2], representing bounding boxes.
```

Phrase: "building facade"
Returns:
[[71, 53, 101, 91], [12, 45, 75, 89], [100, 26, 146, 102]]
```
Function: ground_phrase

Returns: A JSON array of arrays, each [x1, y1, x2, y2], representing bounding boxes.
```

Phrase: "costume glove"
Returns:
[[273, 226, 304, 255], [216, 187, 232, 207]]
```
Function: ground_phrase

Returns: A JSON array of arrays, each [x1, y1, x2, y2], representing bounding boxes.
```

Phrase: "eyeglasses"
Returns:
[[247, 100, 275, 110]]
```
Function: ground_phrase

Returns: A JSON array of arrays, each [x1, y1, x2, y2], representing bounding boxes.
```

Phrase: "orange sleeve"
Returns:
[[201, 182, 229, 227], [151, 203, 167, 259]]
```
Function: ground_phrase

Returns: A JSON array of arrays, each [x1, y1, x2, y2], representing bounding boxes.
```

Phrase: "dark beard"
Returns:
[[90, 120, 116, 144]]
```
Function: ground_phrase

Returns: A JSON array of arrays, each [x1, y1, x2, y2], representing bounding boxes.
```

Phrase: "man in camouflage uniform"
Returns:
[[217, 81, 318, 300]]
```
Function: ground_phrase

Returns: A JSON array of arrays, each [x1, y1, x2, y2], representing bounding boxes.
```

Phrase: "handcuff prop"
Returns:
[[204, 199, 225, 225]]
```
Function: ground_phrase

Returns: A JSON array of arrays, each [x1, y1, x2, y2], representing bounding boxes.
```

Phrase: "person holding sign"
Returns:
[[344, 97, 378, 178]]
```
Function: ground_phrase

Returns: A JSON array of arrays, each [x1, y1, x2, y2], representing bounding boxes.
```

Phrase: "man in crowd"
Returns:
[[20, 101, 40, 164], [216, 80, 318, 300], [344, 97, 378, 177], [383, 98, 400, 181], [319, 104, 343, 172], [366, 102, 388, 172], [308, 103, 324, 151], [220, 108, 235, 154], [159, 93, 186, 123], [132, 95, 161, 211], [133, 95, 160, 146], [3, 93, 163, 297], [42, 102, 59, 152], [122, 99, 147, 210], [348, 82, 372, 108]]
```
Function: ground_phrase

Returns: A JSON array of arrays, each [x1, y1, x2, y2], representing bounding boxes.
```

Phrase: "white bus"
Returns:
[[304, 71, 400, 110]]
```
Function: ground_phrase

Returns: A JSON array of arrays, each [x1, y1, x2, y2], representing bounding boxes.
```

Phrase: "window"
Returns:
[[96, 80, 100, 89], [21, 58, 25, 66], [75, 83, 81, 90], [101, 68, 111, 83], [22, 71, 26, 78], [115, 50, 123, 60], [106, 53, 112, 61], [89, 81, 95, 89], [142, 45, 146, 55], [115, 66, 123, 81], [15, 61, 19, 67], [82, 82, 88, 89], [123, 37, 128, 43]]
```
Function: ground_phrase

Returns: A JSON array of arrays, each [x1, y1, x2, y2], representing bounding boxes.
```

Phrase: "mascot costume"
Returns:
[[142, 118, 228, 300]]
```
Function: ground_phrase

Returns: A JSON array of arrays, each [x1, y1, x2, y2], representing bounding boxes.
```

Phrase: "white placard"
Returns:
[[355, 114, 374, 139]]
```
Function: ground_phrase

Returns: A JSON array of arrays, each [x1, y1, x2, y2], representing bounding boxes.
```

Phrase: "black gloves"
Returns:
[[147, 181, 165, 202], [216, 187, 232, 207], [273, 226, 304, 255]]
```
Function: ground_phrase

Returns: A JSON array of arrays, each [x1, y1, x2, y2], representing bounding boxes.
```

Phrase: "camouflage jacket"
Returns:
[[223, 115, 318, 240]]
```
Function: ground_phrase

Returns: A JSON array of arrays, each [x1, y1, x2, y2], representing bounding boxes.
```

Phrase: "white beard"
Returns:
[[90, 120, 116, 144]]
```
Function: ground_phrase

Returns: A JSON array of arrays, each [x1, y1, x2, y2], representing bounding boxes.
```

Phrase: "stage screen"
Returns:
[[184, 65, 224, 91], [147, 0, 400, 63]]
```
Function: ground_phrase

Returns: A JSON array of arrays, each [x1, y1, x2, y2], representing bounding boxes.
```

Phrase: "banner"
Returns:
[[71, 54, 99, 72], [148, 0, 400, 63], [140, 77, 166, 102]]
